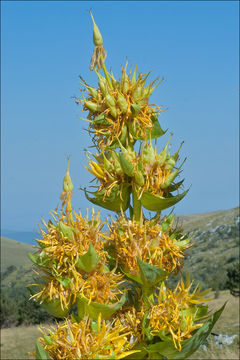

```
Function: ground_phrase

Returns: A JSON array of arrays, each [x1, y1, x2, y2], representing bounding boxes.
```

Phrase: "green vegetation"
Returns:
[[225, 261, 240, 297]]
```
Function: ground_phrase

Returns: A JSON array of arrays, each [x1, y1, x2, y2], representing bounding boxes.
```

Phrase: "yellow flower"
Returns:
[[107, 216, 186, 274], [37, 315, 140, 359], [149, 277, 211, 350], [80, 270, 124, 305], [115, 304, 146, 347], [85, 151, 129, 200], [28, 208, 108, 308]]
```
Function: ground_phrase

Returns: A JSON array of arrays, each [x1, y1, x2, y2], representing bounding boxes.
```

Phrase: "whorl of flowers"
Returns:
[[148, 277, 211, 350], [106, 215, 189, 275], [37, 315, 140, 360]]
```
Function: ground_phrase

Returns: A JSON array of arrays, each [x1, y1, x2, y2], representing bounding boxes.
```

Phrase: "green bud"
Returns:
[[63, 158, 73, 192], [133, 86, 143, 102], [90, 11, 103, 46], [102, 152, 114, 172], [84, 100, 100, 112], [164, 142, 184, 170], [109, 105, 118, 118], [141, 141, 156, 165], [119, 124, 127, 145], [93, 113, 110, 125], [160, 170, 179, 189], [105, 94, 116, 108], [157, 135, 172, 164], [88, 86, 98, 99], [95, 69, 108, 95], [117, 91, 128, 113], [134, 165, 145, 186], [131, 64, 138, 86], [111, 151, 123, 175], [122, 72, 130, 93], [119, 152, 135, 177]]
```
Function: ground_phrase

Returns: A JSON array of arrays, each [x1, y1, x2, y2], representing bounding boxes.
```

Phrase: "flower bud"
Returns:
[[88, 86, 98, 99], [160, 170, 179, 189], [141, 141, 156, 165], [95, 69, 108, 96], [134, 165, 145, 186], [90, 11, 103, 46], [117, 91, 128, 113], [131, 64, 138, 86], [84, 100, 100, 112], [157, 135, 172, 164], [109, 105, 118, 118], [105, 94, 116, 108], [63, 158, 73, 192]]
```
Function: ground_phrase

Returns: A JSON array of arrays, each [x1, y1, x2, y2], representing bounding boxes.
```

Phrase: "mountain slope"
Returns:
[[176, 206, 239, 289]]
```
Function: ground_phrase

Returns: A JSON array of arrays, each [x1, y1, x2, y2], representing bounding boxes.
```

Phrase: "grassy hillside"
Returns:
[[1, 237, 33, 272], [0, 290, 239, 359], [176, 206, 239, 289], [1, 237, 34, 297]]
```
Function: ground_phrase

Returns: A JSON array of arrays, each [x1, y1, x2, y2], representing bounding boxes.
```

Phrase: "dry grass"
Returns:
[[1, 324, 42, 359]]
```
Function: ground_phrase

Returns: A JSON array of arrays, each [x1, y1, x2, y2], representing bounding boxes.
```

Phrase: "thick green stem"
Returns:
[[132, 189, 142, 222]]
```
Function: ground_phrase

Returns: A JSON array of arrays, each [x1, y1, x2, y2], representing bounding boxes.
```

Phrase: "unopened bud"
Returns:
[[90, 11, 103, 46], [63, 158, 73, 192]]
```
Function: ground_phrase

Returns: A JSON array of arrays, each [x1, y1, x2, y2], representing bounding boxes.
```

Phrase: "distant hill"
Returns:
[[1, 230, 39, 245], [1, 207, 239, 297], [175, 206, 239, 289]]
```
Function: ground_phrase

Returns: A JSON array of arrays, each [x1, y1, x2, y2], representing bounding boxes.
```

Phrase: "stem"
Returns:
[[132, 189, 142, 222]]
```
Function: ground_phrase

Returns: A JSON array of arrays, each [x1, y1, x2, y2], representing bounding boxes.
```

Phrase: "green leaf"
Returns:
[[131, 103, 141, 117], [28, 252, 50, 268], [150, 115, 167, 139], [142, 312, 154, 341], [56, 277, 72, 289], [57, 221, 75, 242], [168, 179, 184, 192], [140, 189, 189, 212], [129, 115, 167, 141], [174, 238, 190, 249], [122, 343, 148, 359], [137, 258, 169, 288], [40, 297, 72, 318], [84, 184, 131, 212], [76, 243, 100, 272], [77, 292, 126, 321], [146, 302, 226, 359], [121, 267, 143, 285], [35, 342, 51, 360]]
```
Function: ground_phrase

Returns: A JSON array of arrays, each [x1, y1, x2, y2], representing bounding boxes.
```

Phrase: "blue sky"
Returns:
[[1, 1, 239, 231]]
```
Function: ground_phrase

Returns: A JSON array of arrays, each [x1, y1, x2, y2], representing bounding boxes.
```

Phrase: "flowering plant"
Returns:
[[28, 12, 225, 360]]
